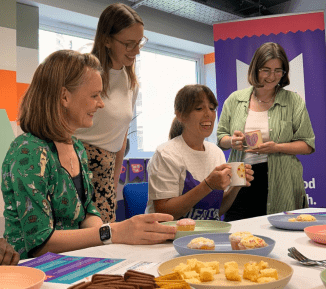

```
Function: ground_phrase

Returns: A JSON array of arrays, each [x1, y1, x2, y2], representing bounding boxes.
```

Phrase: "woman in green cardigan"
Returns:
[[217, 42, 315, 221]]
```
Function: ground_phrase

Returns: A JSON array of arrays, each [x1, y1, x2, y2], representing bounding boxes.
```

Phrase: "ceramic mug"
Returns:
[[229, 162, 246, 187], [244, 130, 263, 149]]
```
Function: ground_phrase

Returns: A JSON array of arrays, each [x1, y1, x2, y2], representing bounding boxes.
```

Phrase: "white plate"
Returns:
[[173, 233, 275, 257], [267, 215, 326, 230], [158, 253, 293, 289]]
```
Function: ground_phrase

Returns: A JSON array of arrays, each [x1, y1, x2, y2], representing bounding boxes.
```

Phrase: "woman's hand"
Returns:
[[244, 164, 254, 187], [110, 213, 176, 245], [231, 131, 246, 151], [206, 163, 232, 191], [0, 238, 20, 265], [245, 141, 279, 155]]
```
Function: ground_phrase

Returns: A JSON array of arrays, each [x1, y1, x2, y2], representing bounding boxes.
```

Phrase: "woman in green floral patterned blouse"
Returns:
[[1, 50, 175, 260]]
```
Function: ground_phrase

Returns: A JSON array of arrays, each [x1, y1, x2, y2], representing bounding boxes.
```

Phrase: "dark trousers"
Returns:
[[224, 162, 268, 222]]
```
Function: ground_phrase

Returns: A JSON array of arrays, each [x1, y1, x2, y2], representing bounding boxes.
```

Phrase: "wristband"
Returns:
[[204, 178, 214, 191]]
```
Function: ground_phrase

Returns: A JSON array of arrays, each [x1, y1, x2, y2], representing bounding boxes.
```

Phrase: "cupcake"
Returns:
[[229, 231, 253, 250], [187, 237, 215, 250], [176, 218, 196, 231], [238, 236, 268, 250]]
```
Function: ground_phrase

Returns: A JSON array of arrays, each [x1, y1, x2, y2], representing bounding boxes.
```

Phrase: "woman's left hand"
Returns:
[[244, 164, 254, 187], [245, 141, 279, 155]]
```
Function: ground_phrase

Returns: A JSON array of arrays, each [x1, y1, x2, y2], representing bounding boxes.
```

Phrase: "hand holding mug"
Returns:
[[231, 131, 245, 151], [206, 163, 232, 191]]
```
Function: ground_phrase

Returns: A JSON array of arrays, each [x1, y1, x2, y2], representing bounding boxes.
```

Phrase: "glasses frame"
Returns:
[[111, 36, 148, 52], [258, 68, 286, 77]]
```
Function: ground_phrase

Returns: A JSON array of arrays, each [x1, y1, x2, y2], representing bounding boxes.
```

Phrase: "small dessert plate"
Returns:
[[267, 215, 326, 231], [161, 220, 231, 239], [304, 224, 326, 244], [173, 233, 275, 256]]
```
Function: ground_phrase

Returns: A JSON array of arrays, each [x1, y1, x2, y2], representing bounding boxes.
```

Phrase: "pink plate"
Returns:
[[304, 224, 326, 244], [0, 266, 45, 289]]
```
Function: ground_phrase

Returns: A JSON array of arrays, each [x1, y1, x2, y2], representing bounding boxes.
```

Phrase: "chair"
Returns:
[[123, 182, 148, 219]]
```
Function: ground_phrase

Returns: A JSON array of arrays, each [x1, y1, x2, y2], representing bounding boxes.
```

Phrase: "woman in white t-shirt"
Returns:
[[146, 85, 254, 220], [74, 4, 148, 223]]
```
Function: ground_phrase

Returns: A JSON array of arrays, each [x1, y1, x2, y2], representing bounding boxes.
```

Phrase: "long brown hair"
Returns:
[[169, 85, 218, 140], [19, 50, 103, 143], [248, 42, 290, 90], [92, 3, 143, 96]]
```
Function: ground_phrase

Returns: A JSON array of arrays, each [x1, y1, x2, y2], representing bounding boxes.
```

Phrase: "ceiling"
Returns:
[[128, 0, 291, 25]]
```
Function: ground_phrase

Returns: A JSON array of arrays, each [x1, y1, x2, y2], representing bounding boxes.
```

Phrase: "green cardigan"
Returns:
[[217, 87, 315, 214]]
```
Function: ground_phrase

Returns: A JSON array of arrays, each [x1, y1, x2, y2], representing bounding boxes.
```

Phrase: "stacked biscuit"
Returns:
[[67, 270, 189, 289]]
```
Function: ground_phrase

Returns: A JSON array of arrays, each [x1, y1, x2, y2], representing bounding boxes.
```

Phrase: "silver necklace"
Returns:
[[253, 90, 275, 104], [70, 157, 74, 174]]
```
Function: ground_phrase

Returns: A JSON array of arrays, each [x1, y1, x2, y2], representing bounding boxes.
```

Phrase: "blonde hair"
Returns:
[[169, 85, 218, 140], [92, 3, 144, 96], [248, 42, 290, 90], [19, 50, 103, 143]]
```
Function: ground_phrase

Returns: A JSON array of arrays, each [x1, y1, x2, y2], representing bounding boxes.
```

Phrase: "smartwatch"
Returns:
[[99, 224, 112, 245]]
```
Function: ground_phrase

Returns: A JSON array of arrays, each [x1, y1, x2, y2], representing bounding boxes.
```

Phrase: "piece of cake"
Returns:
[[176, 219, 196, 231], [259, 268, 278, 280], [295, 214, 316, 222], [183, 271, 199, 280], [257, 277, 277, 283], [229, 231, 253, 250], [238, 236, 268, 250], [187, 237, 215, 250], [205, 261, 220, 274], [199, 268, 215, 282], [224, 261, 241, 281], [243, 262, 260, 282]]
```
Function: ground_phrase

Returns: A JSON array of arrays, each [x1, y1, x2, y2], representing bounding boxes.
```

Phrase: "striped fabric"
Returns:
[[217, 86, 315, 214]]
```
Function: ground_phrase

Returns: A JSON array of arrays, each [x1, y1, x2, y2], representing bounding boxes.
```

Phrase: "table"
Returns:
[[28, 208, 326, 289]]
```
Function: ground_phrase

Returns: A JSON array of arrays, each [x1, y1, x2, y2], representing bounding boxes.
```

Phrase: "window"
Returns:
[[133, 50, 198, 155], [39, 30, 93, 63]]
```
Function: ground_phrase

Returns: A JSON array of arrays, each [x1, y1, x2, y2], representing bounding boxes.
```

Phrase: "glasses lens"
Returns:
[[139, 37, 148, 49]]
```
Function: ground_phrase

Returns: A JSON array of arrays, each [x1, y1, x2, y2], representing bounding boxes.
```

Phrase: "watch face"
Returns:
[[100, 225, 111, 241]]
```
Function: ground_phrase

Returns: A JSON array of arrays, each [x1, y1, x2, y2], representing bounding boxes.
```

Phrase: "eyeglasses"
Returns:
[[111, 36, 148, 52], [259, 68, 286, 77]]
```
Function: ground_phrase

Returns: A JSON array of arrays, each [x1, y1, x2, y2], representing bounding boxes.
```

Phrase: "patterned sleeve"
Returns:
[[2, 140, 55, 258]]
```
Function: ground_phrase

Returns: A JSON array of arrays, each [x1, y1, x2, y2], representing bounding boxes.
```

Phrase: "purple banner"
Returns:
[[119, 159, 128, 184], [214, 23, 326, 208], [128, 158, 145, 183]]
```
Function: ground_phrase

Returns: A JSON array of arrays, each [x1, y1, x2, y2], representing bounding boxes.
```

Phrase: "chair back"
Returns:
[[123, 182, 148, 219]]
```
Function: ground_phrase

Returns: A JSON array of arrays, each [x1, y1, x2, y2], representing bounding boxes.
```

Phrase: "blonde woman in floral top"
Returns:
[[1, 50, 175, 260]]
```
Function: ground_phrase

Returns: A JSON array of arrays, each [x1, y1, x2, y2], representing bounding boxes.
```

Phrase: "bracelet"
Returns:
[[204, 178, 214, 191]]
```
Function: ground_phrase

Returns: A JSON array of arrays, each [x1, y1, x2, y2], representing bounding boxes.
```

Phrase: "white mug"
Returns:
[[229, 162, 246, 187]]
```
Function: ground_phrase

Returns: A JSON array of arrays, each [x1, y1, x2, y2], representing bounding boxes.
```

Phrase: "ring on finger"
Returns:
[[235, 141, 241, 145]]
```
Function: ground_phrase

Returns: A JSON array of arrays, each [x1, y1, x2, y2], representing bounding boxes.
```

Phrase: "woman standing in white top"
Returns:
[[74, 3, 148, 223]]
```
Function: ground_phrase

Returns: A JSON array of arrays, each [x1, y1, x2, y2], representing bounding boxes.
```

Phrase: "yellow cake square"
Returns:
[[224, 261, 241, 281], [260, 268, 278, 280], [183, 271, 199, 280], [195, 261, 207, 273], [186, 259, 198, 271], [257, 277, 277, 283], [199, 268, 215, 282], [243, 262, 260, 282], [205, 261, 220, 274]]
